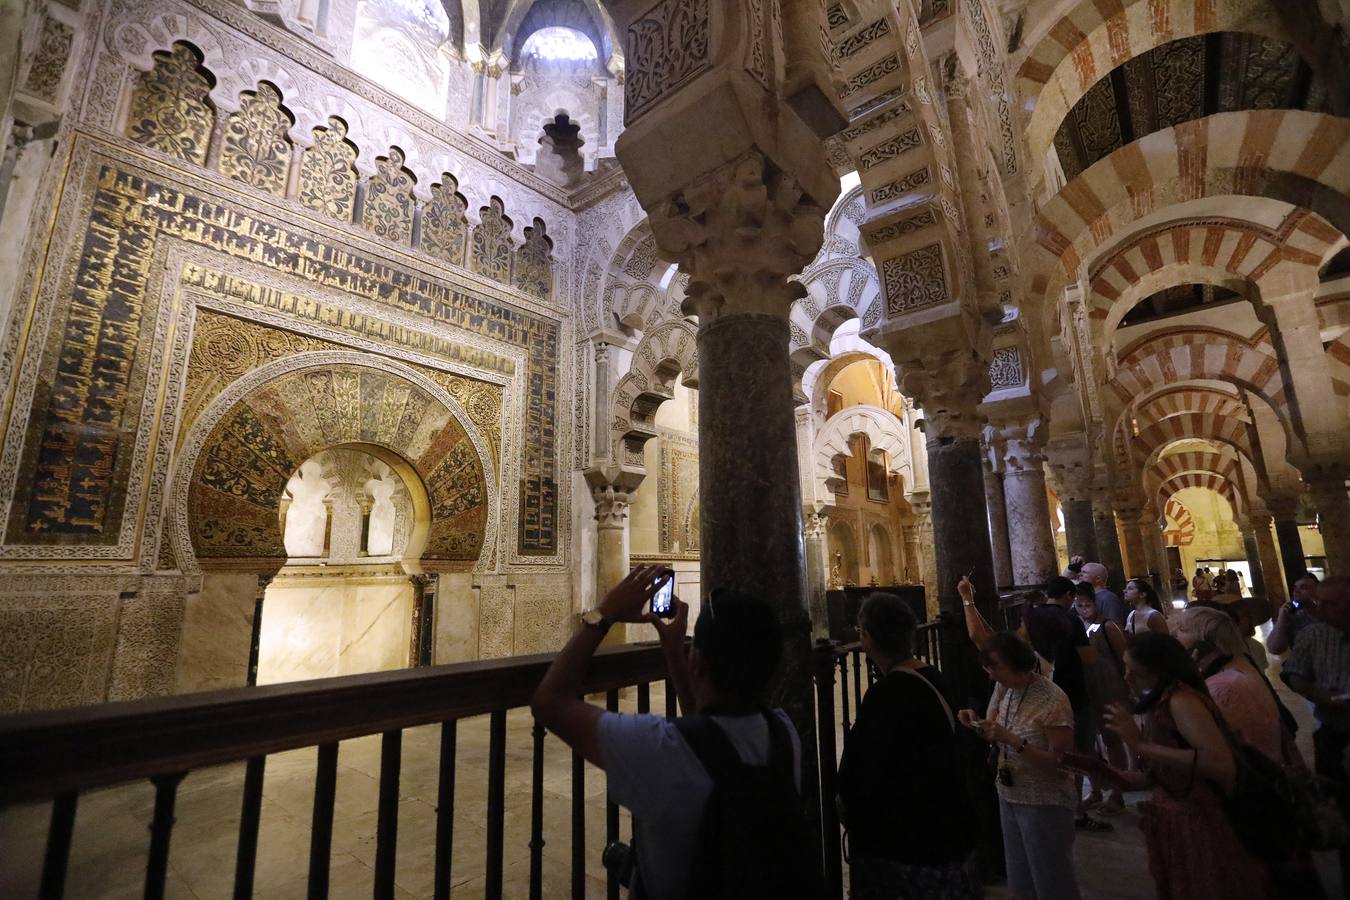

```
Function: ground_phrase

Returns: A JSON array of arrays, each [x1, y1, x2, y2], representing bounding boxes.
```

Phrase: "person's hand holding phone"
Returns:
[[957, 709, 981, 729], [649, 595, 688, 647], [598, 565, 670, 623]]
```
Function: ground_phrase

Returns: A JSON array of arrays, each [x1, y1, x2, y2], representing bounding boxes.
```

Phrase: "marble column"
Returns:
[[590, 480, 633, 644], [1240, 526, 1268, 601], [409, 573, 439, 666], [804, 511, 830, 639], [1141, 503, 1169, 591], [1251, 515, 1288, 607], [1000, 424, 1058, 587], [1306, 466, 1350, 575], [1274, 510, 1306, 588], [1091, 493, 1128, 595], [1045, 442, 1099, 565], [982, 458, 1014, 589], [909, 494, 940, 613], [1119, 508, 1149, 581], [246, 574, 273, 687]]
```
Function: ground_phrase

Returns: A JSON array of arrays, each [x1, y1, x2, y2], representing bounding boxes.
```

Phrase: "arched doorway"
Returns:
[[175, 356, 495, 685], [868, 522, 895, 586], [257, 445, 433, 684]]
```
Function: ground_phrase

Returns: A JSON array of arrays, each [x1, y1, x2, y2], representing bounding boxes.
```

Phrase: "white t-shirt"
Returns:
[[596, 710, 801, 900]]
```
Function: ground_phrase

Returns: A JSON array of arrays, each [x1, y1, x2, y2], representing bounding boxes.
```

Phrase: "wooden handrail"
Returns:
[[0, 642, 670, 806]]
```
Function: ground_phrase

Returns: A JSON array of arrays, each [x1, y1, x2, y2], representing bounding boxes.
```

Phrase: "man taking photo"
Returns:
[[530, 565, 823, 899]]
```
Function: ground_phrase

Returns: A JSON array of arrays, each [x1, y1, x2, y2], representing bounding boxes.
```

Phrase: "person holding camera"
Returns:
[[1267, 573, 1320, 656], [958, 630, 1082, 900], [837, 592, 978, 899], [530, 565, 821, 900]]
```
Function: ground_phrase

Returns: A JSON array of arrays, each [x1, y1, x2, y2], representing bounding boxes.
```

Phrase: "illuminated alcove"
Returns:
[[255, 445, 430, 685]]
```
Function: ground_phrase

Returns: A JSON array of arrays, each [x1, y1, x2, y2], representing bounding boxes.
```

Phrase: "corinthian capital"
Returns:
[[645, 151, 830, 321], [897, 349, 990, 441]]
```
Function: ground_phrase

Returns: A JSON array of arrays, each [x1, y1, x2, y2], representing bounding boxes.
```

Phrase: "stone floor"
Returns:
[[0, 663, 1342, 899]]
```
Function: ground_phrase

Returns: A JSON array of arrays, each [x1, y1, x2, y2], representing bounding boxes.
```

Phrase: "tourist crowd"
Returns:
[[841, 560, 1350, 899], [533, 558, 1350, 900]]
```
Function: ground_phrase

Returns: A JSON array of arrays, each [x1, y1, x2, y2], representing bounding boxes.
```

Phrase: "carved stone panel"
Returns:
[[513, 218, 553, 299], [882, 242, 948, 314], [624, 0, 712, 122], [218, 82, 293, 196], [126, 43, 215, 165], [471, 197, 513, 284], [298, 117, 358, 222], [989, 346, 1025, 389], [361, 147, 416, 243], [420, 174, 469, 266]]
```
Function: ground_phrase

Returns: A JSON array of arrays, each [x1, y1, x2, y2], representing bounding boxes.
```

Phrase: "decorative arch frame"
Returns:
[[812, 405, 914, 503], [609, 319, 699, 466], [170, 351, 500, 574]]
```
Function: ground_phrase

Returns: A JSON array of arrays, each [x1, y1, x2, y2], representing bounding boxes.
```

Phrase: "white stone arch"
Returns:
[[107, 10, 236, 109], [577, 195, 649, 331], [609, 319, 699, 467], [214, 57, 313, 143], [868, 521, 897, 583], [797, 256, 884, 345], [812, 405, 914, 503], [802, 344, 899, 423], [170, 351, 500, 575]]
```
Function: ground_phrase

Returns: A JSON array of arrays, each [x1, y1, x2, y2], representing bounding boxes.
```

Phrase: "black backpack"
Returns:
[[673, 711, 826, 900]]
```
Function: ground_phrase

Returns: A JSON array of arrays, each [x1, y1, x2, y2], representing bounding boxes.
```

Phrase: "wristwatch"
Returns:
[[581, 608, 613, 634]]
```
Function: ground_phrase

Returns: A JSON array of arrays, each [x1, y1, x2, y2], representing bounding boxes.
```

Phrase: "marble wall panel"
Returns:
[[108, 591, 187, 701], [175, 572, 258, 694], [337, 581, 413, 675], [476, 576, 515, 659], [255, 582, 343, 685], [433, 573, 478, 664]]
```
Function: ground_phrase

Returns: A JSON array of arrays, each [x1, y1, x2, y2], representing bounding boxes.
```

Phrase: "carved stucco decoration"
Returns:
[[421, 174, 470, 267], [513, 218, 554, 300], [127, 42, 215, 165], [180, 357, 494, 568], [882, 242, 948, 314], [472, 197, 514, 284], [624, 0, 712, 123], [988, 346, 1025, 390], [813, 404, 914, 502], [298, 117, 359, 221], [218, 81, 293, 195], [22, 15, 75, 104], [361, 147, 417, 243]]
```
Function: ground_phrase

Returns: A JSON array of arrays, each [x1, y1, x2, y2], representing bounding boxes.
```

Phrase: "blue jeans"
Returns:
[[998, 800, 1081, 900]]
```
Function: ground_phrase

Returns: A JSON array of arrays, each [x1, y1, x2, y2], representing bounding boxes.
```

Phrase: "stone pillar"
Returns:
[[1118, 507, 1149, 581], [1240, 525, 1268, 601], [804, 511, 830, 639], [589, 478, 634, 644], [1141, 503, 1169, 591], [246, 574, 273, 687], [1092, 490, 1128, 594], [999, 422, 1058, 586], [1269, 496, 1308, 585], [320, 498, 334, 557], [410, 573, 439, 666], [611, 0, 840, 812], [982, 456, 1014, 589], [1045, 439, 1099, 565], [1305, 465, 1350, 575], [1250, 515, 1287, 607], [358, 500, 372, 557]]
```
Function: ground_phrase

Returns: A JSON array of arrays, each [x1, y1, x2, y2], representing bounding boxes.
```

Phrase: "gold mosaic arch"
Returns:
[[186, 362, 489, 568]]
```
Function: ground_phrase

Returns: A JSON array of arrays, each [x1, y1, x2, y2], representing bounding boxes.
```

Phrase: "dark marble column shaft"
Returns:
[[1306, 469, 1350, 576], [1062, 498, 1099, 565], [1092, 504, 1127, 595], [1274, 517, 1307, 585], [697, 313, 815, 747], [927, 431, 998, 708], [1242, 529, 1267, 600], [982, 464, 1014, 589], [803, 512, 830, 639]]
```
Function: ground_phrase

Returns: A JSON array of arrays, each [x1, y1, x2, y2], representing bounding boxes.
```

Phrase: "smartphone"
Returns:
[[650, 571, 676, 619]]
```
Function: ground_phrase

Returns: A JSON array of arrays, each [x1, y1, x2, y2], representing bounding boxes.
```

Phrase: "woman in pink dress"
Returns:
[[1099, 632, 1269, 899]]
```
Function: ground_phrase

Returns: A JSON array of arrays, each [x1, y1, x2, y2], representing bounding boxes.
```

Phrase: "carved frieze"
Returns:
[[882, 242, 948, 314], [625, 0, 712, 122], [298, 118, 358, 221], [218, 82, 293, 195], [361, 147, 416, 243], [420, 175, 469, 267], [472, 197, 514, 284], [126, 42, 215, 165]]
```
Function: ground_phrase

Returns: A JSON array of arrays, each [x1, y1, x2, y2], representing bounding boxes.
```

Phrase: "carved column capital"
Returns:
[[644, 151, 830, 322], [994, 418, 1048, 475], [803, 511, 828, 541], [1043, 438, 1094, 502], [591, 483, 632, 529], [898, 349, 990, 442]]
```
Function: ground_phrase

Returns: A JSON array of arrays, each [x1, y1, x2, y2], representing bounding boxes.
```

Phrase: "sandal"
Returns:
[[1074, 815, 1114, 833], [1096, 796, 1126, 817]]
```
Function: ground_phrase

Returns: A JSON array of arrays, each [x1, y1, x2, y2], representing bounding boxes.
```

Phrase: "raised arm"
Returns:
[[960, 577, 995, 651]]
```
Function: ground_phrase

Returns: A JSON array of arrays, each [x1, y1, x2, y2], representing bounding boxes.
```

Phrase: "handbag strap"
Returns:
[[893, 665, 955, 732]]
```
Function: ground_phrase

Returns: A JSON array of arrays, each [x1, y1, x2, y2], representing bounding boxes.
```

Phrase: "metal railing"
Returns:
[[2, 630, 957, 900]]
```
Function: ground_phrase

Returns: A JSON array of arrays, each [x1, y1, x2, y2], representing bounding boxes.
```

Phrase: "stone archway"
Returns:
[[174, 353, 497, 572]]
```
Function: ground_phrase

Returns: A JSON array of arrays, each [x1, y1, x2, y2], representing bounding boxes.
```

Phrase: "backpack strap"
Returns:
[[675, 711, 796, 786]]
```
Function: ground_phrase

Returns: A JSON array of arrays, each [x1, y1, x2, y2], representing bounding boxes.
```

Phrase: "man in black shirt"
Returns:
[[837, 592, 978, 898], [1024, 576, 1107, 832]]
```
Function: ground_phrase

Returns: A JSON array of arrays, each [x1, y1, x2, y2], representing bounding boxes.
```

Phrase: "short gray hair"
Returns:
[[1080, 562, 1108, 584], [1172, 606, 1247, 658]]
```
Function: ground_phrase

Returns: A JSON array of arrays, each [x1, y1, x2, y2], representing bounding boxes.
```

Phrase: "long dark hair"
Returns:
[[1126, 631, 1209, 714], [1129, 578, 1163, 613]]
